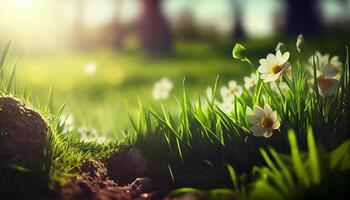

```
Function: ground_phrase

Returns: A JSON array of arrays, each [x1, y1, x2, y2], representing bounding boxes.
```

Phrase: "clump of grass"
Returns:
[[125, 36, 349, 191], [167, 128, 350, 200], [0, 36, 349, 199], [0, 41, 118, 197]]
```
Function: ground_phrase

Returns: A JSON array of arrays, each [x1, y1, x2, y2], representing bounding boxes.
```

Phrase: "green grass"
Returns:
[[1, 37, 350, 199], [11, 36, 348, 138]]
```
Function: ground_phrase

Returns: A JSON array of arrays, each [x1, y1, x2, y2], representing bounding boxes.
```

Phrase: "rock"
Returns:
[[106, 147, 160, 186], [0, 96, 49, 166]]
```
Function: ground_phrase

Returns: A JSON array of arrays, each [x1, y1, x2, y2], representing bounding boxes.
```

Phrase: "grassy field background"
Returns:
[[11, 37, 348, 138]]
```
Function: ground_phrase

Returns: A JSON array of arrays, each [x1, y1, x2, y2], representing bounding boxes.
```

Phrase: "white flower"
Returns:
[[246, 104, 280, 138], [317, 71, 339, 96], [152, 78, 173, 100], [220, 81, 243, 101], [244, 73, 258, 90], [308, 52, 341, 76], [270, 81, 289, 96], [78, 126, 110, 144], [85, 62, 97, 75], [330, 56, 342, 69], [218, 100, 235, 114], [307, 52, 341, 96], [308, 52, 329, 67], [258, 50, 291, 82], [206, 86, 213, 100], [59, 114, 75, 133]]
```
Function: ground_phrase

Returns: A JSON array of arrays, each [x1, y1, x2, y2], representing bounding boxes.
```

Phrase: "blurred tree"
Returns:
[[285, 0, 323, 36], [175, 8, 199, 40], [73, 0, 86, 49], [232, 0, 246, 39], [138, 0, 173, 56], [109, 0, 126, 49]]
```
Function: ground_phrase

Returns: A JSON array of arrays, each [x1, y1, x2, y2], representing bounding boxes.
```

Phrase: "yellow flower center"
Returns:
[[270, 64, 283, 74], [228, 88, 237, 95], [259, 116, 273, 129], [317, 75, 332, 88]]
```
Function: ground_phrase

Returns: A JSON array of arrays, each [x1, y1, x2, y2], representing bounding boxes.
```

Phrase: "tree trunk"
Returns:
[[285, 0, 323, 36], [232, 0, 246, 40], [138, 0, 173, 56]]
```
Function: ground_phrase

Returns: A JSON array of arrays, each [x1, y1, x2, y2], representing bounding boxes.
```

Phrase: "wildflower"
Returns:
[[246, 104, 280, 138], [258, 50, 291, 82], [307, 52, 342, 96], [152, 78, 173, 100], [316, 68, 339, 96], [206, 86, 213, 100], [296, 34, 304, 53], [220, 81, 243, 101], [85, 62, 97, 75], [308, 52, 329, 67], [244, 73, 258, 90], [78, 126, 97, 136], [59, 114, 74, 133], [218, 100, 235, 114]]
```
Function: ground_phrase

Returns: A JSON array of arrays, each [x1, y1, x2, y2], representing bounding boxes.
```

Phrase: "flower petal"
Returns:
[[264, 104, 273, 116], [281, 52, 290, 64], [276, 50, 282, 61], [228, 81, 237, 88], [320, 63, 339, 78], [319, 78, 339, 96], [250, 125, 266, 137], [258, 64, 270, 73], [272, 121, 280, 129], [253, 105, 265, 119], [263, 129, 273, 138], [269, 111, 278, 122], [267, 53, 277, 64]]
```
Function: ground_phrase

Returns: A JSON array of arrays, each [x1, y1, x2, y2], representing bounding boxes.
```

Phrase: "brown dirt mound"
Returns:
[[106, 147, 161, 186], [0, 96, 49, 166], [60, 159, 160, 200]]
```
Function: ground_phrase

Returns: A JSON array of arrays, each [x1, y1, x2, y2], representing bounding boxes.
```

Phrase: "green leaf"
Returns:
[[226, 164, 238, 189], [307, 126, 320, 184], [232, 43, 248, 61], [288, 130, 310, 187]]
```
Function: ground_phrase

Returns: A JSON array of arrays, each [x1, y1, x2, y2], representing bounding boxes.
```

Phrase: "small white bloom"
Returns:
[[246, 104, 280, 138], [95, 136, 111, 144], [206, 86, 213, 100], [308, 52, 330, 67], [258, 50, 291, 82], [152, 78, 173, 100], [59, 114, 75, 133], [85, 62, 97, 75], [330, 56, 342, 69], [220, 81, 243, 101], [316, 72, 339, 97], [78, 126, 109, 144], [307, 52, 341, 96], [244, 73, 259, 90], [218, 100, 235, 114]]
